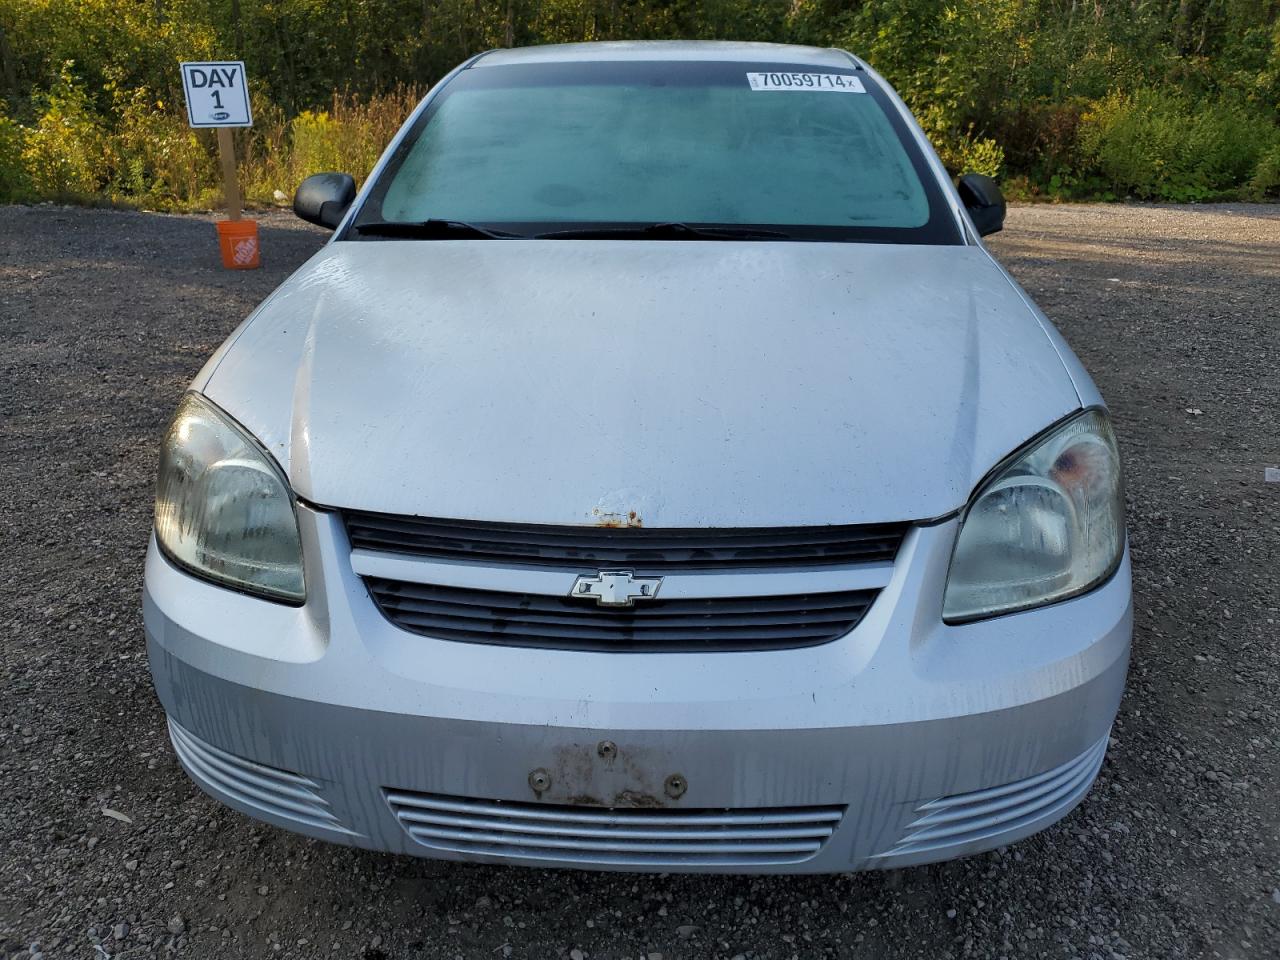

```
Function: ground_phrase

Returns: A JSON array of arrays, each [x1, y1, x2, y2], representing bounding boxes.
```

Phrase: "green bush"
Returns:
[[0, 106, 33, 202], [1079, 88, 1280, 201], [108, 80, 220, 207], [935, 126, 1006, 178], [20, 64, 105, 200], [992, 100, 1089, 189], [1248, 142, 1280, 199]]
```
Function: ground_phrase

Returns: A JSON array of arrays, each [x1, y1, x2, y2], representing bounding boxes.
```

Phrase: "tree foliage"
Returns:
[[0, 0, 1277, 205]]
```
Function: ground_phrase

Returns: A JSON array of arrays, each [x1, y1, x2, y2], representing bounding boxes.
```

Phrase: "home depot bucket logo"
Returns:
[[215, 219, 260, 269], [232, 236, 257, 265]]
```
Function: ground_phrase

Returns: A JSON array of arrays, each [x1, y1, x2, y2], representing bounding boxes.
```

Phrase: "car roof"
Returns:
[[471, 40, 859, 69]]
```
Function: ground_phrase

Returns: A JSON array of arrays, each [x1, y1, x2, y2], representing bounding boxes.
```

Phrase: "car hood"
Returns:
[[200, 240, 1081, 527]]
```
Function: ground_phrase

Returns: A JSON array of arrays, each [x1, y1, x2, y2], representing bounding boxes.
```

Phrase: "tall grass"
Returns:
[[0, 80, 423, 211], [241, 87, 422, 206]]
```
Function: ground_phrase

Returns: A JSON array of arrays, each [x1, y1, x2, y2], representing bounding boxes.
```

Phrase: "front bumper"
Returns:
[[145, 506, 1131, 873]]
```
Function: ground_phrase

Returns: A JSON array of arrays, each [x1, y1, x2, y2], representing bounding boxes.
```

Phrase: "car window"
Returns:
[[355, 60, 959, 244]]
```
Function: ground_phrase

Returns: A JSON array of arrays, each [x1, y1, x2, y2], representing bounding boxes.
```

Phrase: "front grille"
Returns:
[[345, 511, 906, 571], [365, 578, 878, 651], [386, 790, 844, 867]]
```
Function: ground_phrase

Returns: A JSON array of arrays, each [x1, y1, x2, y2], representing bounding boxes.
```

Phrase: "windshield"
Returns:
[[350, 60, 960, 244]]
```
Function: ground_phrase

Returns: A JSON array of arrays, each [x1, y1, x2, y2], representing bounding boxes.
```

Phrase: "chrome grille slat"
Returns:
[[403, 826, 822, 855], [901, 762, 1100, 844], [344, 511, 907, 570], [396, 810, 835, 841], [387, 790, 844, 866], [169, 721, 317, 788], [910, 758, 1098, 828], [876, 733, 1110, 859], [171, 727, 332, 809], [167, 720, 346, 832], [366, 578, 877, 651], [387, 792, 843, 826], [176, 744, 335, 823]]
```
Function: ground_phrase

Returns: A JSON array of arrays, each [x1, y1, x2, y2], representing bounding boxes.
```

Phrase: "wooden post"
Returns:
[[216, 127, 242, 221]]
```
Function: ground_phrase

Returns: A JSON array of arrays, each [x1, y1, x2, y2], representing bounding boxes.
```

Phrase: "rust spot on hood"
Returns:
[[592, 508, 642, 528]]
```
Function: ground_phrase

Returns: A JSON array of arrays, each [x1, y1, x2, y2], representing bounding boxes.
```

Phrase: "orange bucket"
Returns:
[[215, 219, 260, 270]]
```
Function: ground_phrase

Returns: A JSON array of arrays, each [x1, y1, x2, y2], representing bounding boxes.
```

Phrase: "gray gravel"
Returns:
[[1, 202, 1278, 959]]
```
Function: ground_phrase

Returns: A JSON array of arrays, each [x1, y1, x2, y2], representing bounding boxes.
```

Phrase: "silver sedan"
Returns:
[[146, 40, 1130, 873]]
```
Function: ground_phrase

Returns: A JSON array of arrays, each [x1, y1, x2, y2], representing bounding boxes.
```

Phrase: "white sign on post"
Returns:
[[180, 61, 253, 128], [181, 59, 254, 255]]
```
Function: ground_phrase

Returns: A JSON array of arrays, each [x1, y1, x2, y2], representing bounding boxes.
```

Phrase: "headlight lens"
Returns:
[[155, 393, 305, 603], [943, 408, 1123, 622]]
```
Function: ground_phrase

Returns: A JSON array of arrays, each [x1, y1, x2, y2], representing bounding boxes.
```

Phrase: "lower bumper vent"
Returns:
[[876, 732, 1109, 859], [168, 719, 346, 833], [386, 790, 844, 867]]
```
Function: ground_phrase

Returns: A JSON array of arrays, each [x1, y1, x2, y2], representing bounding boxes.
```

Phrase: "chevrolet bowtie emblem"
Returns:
[[570, 571, 664, 607]]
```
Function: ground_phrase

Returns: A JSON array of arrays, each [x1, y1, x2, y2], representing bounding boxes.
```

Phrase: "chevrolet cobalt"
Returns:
[[146, 41, 1130, 872]]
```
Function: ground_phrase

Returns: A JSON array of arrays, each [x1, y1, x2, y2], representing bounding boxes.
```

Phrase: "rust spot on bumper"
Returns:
[[539, 742, 680, 806], [565, 790, 666, 809]]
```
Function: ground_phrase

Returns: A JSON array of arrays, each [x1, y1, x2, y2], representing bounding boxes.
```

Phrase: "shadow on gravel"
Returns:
[[994, 233, 1280, 280]]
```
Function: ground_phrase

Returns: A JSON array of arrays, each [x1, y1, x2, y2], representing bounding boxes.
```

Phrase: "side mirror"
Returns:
[[957, 173, 1006, 237], [293, 173, 356, 230]]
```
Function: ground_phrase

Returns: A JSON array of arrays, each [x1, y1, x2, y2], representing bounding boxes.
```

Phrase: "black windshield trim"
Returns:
[[534, 222, 796, 241], [343, 60, 961, 246], [354, 219, 527, 239]]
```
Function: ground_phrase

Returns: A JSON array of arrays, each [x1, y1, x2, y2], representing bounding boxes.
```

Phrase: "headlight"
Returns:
[[155, 393, 305, 603], [943, 408, 1123, 622]]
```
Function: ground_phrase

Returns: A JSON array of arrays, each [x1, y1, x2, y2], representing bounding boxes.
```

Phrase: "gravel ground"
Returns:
[[1, 202, 1278, 960]]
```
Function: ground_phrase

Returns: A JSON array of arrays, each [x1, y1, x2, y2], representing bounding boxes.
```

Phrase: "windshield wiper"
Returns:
[[353, 219, 525, 239], [534, 222, 794, 241]]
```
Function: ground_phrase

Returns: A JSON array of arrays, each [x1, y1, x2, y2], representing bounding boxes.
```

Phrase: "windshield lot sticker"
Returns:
[[746, 72, 866, 93]]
